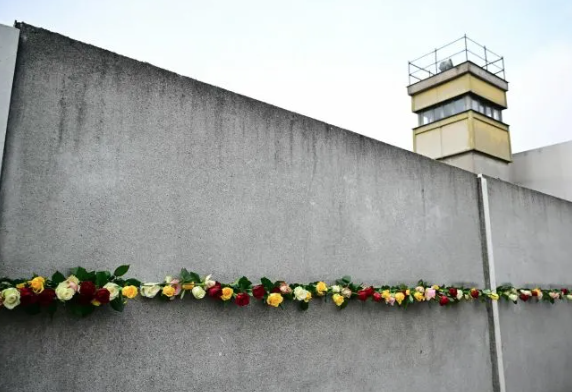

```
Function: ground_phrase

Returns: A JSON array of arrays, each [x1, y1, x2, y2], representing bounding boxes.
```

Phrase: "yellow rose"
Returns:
[[16, 282, 26, 289], [395, 292, 405, 305], [431, 285, 440, 290], [304, 291, 312, 303], [122, 285, 138, 299], [332, 293, 344, 306], [266, 293, 283, 307], [182, 282, 195, 291], [162, 285, 176, 298], [381, 290, 391, 299], [405, 289, 411, 296], [29, 276, 45, 294], [316, 281, 328, 296], [91, 299, 101, 307], [489, 292, 499, 301], [414, 292, 425, 302], [221, 287, 234, 301]]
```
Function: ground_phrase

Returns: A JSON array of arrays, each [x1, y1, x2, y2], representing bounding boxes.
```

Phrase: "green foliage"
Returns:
[[70, 267, 89, 281], [95, 271, 111, 287], [237, 276, 252, 291], [260, 277, 274, 291], [110, 296, 125, 312], [113, 265, 130, 277], [51, 271, 65, 285], [124, 278, 141, 287]]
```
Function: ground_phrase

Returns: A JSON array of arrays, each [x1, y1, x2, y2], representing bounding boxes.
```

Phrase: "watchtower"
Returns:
[[407, 36, 510, 178]]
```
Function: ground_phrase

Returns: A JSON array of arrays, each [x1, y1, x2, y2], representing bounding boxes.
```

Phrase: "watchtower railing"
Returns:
[[408, 35, 505, 85]]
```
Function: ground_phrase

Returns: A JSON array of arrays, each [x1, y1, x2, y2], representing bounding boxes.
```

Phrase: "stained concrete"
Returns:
[[488, 179, 572, 392], [0, 23, 517, 391]]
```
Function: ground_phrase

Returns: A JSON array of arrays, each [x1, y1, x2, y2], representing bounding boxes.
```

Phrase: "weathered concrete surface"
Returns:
[[488, 179, 572, 392], [0, 24, 19, 179], [510, 140, 572, 202], [0, 24, 493, 391]]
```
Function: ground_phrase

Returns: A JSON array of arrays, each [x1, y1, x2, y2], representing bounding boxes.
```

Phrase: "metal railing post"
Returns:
[[484, 45, 488, 70], [435, 49, 438, 74], [464, 34, 468, 62]]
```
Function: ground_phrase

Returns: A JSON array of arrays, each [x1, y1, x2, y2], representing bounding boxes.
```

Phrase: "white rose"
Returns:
[[2, 287, 20, 310], [55, 282, 75, 301], [566, 294, 572, 301], [331, 285, 341, 294], [103, 283, 120, 300], [415, 286, 425, 293], [456, 290, 464, 300], [293, 286, 307, 301], [341, 287, 352, 299], [520, 290, 532, 297], [204, 275, 216, 289], [508, 293, 518, 302], [192, 286, 206, 299], [140, 283, 162, 298]]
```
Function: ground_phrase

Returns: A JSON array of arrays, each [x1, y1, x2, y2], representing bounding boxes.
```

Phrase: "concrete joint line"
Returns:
[[478, 173, 506, 392]]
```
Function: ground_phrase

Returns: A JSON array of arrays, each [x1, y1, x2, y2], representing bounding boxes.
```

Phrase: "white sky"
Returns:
[[2, 0, 572, 152]]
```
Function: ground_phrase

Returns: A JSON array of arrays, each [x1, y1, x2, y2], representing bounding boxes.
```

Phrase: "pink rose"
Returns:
[[386, 296, 396, 306], [425, 288, 436, 300], [549, 292, 560, 300]]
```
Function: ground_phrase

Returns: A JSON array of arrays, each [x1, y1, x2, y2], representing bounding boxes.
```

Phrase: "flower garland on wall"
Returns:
[[0, 265, 570, 317]]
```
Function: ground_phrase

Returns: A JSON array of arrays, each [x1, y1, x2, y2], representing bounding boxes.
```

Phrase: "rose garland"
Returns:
[[0, 266, 570, 317]]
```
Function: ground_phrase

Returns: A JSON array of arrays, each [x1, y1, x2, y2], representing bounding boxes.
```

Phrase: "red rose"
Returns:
[[562, 289, 569, 295], [235, 293, 250, 307], [372, 292, 382, 302], [357, 290, 368, 301], [519, 293, 529, 302], [94, 288, 111, 304], [448, 288, 458, 298], [439, 296, 449, 306], [470, 289, 479, 299], [38, 288, 56, 307], [364, 286, 374, 297], [252, 285, 266, 299], [80, 281, 96, 298], [271, 287, 281, 293], [207, 282, 222, 299], [19, 287, 38, 306]]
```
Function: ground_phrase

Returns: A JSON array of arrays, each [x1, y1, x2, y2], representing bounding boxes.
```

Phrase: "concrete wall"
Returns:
[[0, 25, 19, 177], [487, 179, 572, 392], [510, 141, 572, 202], [0, 24, 494, 392]]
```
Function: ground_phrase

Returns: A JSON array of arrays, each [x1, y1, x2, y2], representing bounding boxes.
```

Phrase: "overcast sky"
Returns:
[[2, 0, 571, 152]]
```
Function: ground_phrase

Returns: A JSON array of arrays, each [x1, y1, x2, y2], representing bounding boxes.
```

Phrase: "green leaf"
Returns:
[[113, 265, 130, 277], [47, 301, 58, 316], [71, 267, 89, 281], [300, 301, 309, 311], [95, 271, 110, 287], [51, 271, 66, 285], [80, 305, 95, 317], [124, 278, 141, 287], [110, 297, 125, 312], [238, 276, 252, 291], [261, 277, 273, 291], [180, 268, 190, 281], [24, 304, 41, 315], [190, 272, 201, 283]]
